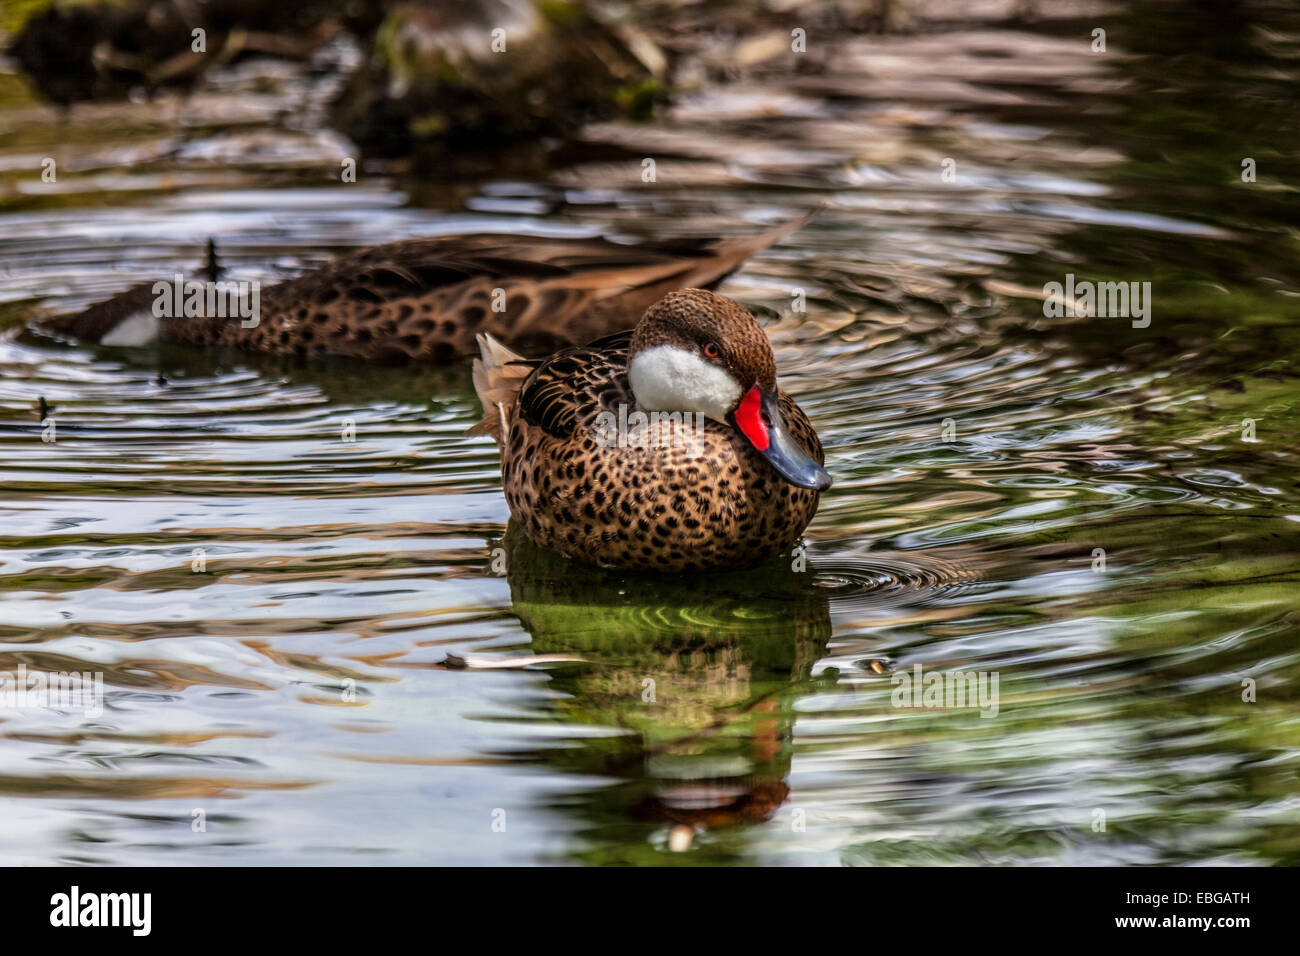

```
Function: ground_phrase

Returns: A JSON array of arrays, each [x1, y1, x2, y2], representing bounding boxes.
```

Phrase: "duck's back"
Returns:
[[170, 236, 728, 361]]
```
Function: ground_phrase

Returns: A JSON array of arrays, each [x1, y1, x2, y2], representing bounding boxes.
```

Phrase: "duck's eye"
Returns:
[[702, 342, 721, 359]]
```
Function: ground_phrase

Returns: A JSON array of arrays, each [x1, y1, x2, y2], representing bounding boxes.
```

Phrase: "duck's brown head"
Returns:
[[628, 289, 831, 491]]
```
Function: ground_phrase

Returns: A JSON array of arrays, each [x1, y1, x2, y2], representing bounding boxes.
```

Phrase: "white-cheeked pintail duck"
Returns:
[[47, 214, 812, 362], [471, 288, 831, 572]]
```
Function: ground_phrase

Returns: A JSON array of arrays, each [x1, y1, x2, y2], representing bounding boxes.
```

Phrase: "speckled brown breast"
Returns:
[[501, 332, 823, 572]]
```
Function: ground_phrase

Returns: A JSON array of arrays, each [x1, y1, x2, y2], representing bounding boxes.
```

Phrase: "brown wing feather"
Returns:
[[517, 335, 632, 440]]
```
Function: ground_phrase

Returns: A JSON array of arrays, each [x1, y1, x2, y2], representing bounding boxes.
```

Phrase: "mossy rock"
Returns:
[[7, 0, 353, 104], [330, 0, 650, 157]]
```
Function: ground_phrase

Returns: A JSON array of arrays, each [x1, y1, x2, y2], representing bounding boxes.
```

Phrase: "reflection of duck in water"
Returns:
[[496, 528, 831, 857]]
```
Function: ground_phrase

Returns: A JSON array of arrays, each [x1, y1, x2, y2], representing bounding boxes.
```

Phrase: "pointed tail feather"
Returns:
[[44, 239, 225, 345], [41, 282, 159, 343], [682, 208, 819, 290], [468, 333, 533, 443]]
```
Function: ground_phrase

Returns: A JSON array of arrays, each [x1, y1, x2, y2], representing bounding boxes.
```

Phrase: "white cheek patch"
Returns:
[[101, 310, 161, 347], [628, 345, 743, 423]]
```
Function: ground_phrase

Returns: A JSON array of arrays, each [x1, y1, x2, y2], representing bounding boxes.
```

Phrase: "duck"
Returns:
[[45, 214, 812, 362], [471, 288, 830, 571]]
